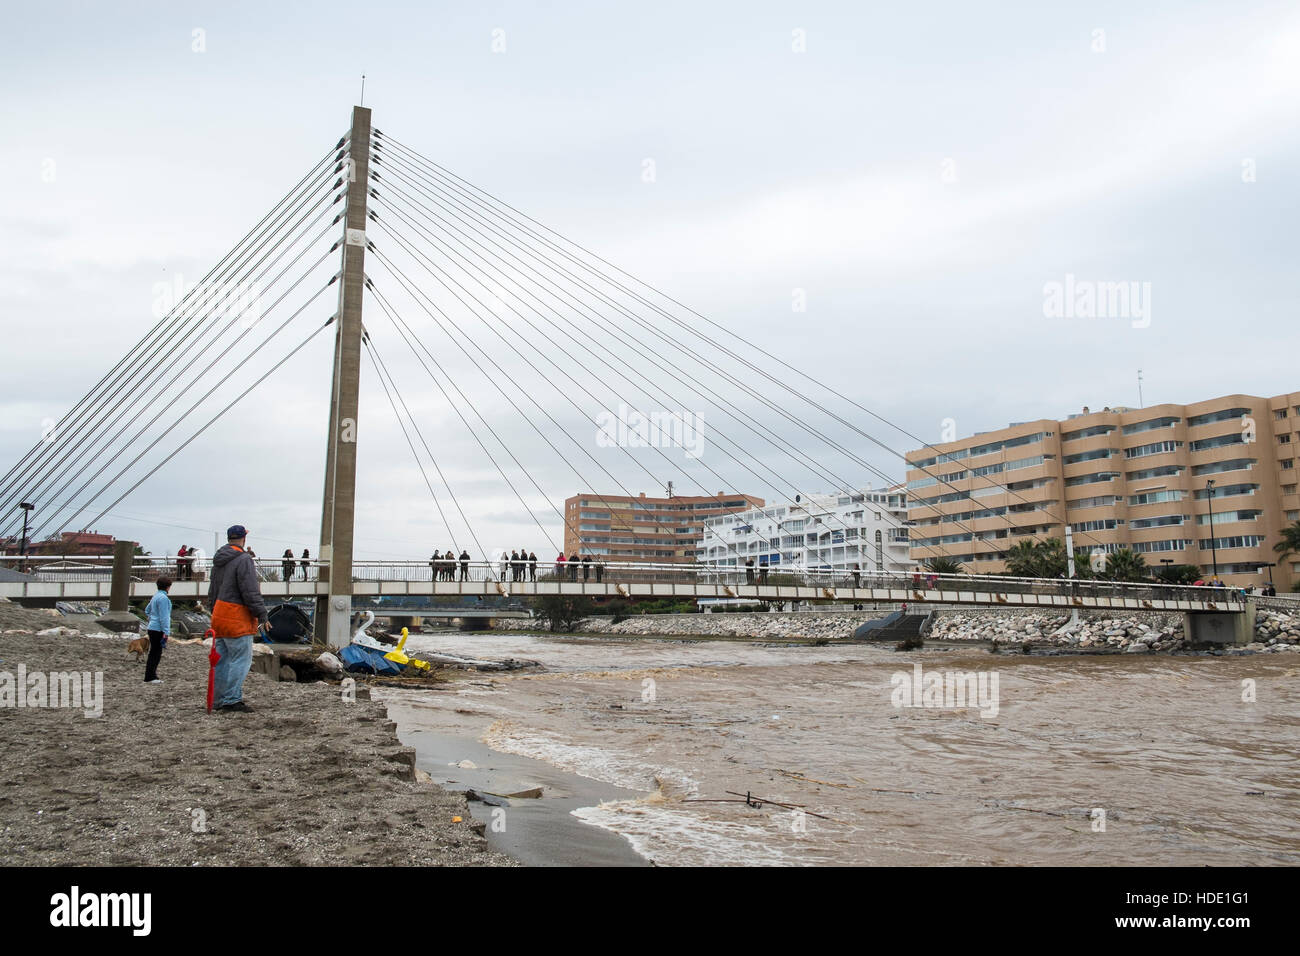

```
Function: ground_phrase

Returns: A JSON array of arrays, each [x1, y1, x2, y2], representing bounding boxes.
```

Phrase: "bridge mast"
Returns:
[[317, 104, 371, 647]]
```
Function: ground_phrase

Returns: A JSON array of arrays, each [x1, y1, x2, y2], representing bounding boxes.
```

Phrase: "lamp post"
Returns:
[[1205, 480, 1219, 581], [18, 502, 33, 557]]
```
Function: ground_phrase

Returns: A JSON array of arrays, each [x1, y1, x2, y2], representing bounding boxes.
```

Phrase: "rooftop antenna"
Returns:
[[1137, 369, 1144, 407], [666, 480, 674, 498], [359, 73, 366, 106]]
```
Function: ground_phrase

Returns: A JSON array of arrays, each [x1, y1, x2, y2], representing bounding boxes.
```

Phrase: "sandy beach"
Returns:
[[0, 622, 513, 867]]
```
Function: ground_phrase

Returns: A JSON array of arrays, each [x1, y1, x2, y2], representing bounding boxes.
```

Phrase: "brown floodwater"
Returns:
[[387, 631, 1300, 866]]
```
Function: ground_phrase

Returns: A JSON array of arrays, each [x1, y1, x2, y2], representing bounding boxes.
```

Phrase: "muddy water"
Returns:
[[389, 631, 1300, 866]]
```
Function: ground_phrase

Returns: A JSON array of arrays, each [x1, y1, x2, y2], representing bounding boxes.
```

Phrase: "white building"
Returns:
[[698, 486, 911, 573]]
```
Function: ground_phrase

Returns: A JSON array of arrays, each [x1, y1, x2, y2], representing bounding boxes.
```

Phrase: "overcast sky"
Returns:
[[2, 0, 1297, 561]]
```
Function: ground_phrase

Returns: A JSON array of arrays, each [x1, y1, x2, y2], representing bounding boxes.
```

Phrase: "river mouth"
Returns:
[[382, 630, 1300, 866]]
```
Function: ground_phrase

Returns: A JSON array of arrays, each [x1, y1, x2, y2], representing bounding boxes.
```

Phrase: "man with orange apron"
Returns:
[[206, 524, 269, 713]]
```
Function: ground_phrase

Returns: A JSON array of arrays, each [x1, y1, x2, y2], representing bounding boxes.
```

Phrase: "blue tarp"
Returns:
[[339, 644, 403, 676]]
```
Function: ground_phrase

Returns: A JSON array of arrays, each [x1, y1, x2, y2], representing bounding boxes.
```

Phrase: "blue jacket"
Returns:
[[146, 591, 172, 635]]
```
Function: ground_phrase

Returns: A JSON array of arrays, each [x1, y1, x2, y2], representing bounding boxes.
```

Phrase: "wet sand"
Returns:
[[0, 630, 511, 866]]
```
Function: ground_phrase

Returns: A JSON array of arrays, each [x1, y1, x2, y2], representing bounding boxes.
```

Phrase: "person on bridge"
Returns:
[[300, 549, 310, 580], [556, 552, 566, 578], [460, 550, 471, 581], [281, 549, 295, 583], [852, 563, 862, 588], [499, 552, 509, 581], [445, 550, 457, 581], [518, 547, 528, 582], [568, 553, 579, 582], [207, 525, 269, 713], [510, 550, 520, 582], [176, 545, 188, 582], [528, 551, 537, 582], [581, 554, 592, 582], [594, 556, 602, 583], [745, 558, 755, 585]]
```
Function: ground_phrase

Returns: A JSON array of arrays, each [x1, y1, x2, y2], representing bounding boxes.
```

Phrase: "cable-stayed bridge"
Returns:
[[0, 106, 1254, 644]]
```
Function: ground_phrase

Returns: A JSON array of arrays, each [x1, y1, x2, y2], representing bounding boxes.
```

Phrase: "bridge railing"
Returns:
[[0, 554, 1271, 608]]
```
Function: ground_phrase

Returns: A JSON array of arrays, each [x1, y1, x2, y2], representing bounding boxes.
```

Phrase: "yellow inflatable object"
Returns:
[[384, 626, 432, 672]]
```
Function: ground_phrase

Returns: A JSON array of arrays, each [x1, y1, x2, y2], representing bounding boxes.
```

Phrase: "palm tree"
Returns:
[[1274, 520, 1300, 564], [1004, 540, 1042, 577], [924, 557, 965, 575], [1104, 547, 1147, 582]]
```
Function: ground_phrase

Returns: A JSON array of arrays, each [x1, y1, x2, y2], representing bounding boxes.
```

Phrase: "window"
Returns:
[[1062, 424, 1116, 442], [1190, 432, 1246, 453], [1122, 416, 1180, 435], [1128, 489, 1185, 506], [1191, 458, 1255, 477], [1071, 518, 1119, 532], [1065, 471, 1120, 487], [1194, 483, 1258, 499], [1125, 440, 1183, 459], [1131, 539, 1191, 554], [1128, 465, 1184, 481], [1068, 495, 1123, 509], [1195, 510, 1260, 525], [1064, 448, 1116, 465], [1279, 434, 1292, 444], [1188, 407, 1250, 427], [1130, 514, 1185, 529], [1198, 535, 1266, 550]]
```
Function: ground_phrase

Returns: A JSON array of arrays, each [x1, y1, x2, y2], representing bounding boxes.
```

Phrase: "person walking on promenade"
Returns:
[[300, 548, 311, 580], [568, 553, 579, 582], [460, 550, 471, 581], [207, 525, 269, 713], [281, 549, 296, 583], [528, 551, 537, 582], [144, 574, 172, 685]]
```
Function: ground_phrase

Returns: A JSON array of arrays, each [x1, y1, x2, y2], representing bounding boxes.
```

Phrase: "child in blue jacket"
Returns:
[[144, 575, 172, 684]]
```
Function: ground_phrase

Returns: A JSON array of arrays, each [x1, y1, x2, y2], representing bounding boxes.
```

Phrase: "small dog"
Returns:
[[127, 636, 150, 660]]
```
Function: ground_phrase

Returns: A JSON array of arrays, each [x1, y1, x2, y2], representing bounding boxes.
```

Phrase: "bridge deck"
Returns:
[[0, 577, 1244, 613]]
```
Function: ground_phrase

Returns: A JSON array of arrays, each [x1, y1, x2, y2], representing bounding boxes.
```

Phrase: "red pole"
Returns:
[[205, 628, 219, 712]]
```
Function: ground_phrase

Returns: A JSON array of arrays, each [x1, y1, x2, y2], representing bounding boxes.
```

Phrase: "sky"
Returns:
[[1, 0, 1298, 561]]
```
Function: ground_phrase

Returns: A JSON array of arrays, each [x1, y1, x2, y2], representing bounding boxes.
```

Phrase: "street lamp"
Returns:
[[18, 502, 34, 557], [1205, 480, 1219, 581]]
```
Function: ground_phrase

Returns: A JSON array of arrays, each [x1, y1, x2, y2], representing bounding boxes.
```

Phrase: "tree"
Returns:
[[1153, 563, 1200, 585], [1004, 538, 1068, 578], [1103, 548, 1147, 582], [530, 594, 593, 633], [1274, 520, 1300, 564], [924, 557, 965, 575]]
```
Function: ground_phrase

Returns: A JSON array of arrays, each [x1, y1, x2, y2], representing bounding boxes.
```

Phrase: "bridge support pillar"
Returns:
[[1183, 605, 1254, 646], [316, 104, 372, 649], [96, 540, 142, 632]]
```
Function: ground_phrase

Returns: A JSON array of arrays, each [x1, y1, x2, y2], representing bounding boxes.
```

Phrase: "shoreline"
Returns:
[[0, 625, 512, 867]]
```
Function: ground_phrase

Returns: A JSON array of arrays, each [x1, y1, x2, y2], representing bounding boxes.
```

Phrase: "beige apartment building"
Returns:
[[905, 391, 1300, 590], [564, 490, 764, 564]]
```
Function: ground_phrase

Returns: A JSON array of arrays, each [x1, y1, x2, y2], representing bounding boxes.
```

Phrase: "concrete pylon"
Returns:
[[96, 539, 143, 632], [316, 105, 371, 648]]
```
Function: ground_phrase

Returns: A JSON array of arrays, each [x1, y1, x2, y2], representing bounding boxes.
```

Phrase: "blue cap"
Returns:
[[227, 525, 249, 539]]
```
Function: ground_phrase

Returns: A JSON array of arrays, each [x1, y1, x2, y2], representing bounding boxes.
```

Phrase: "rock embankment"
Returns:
[[496, 603, 1300, 653]]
